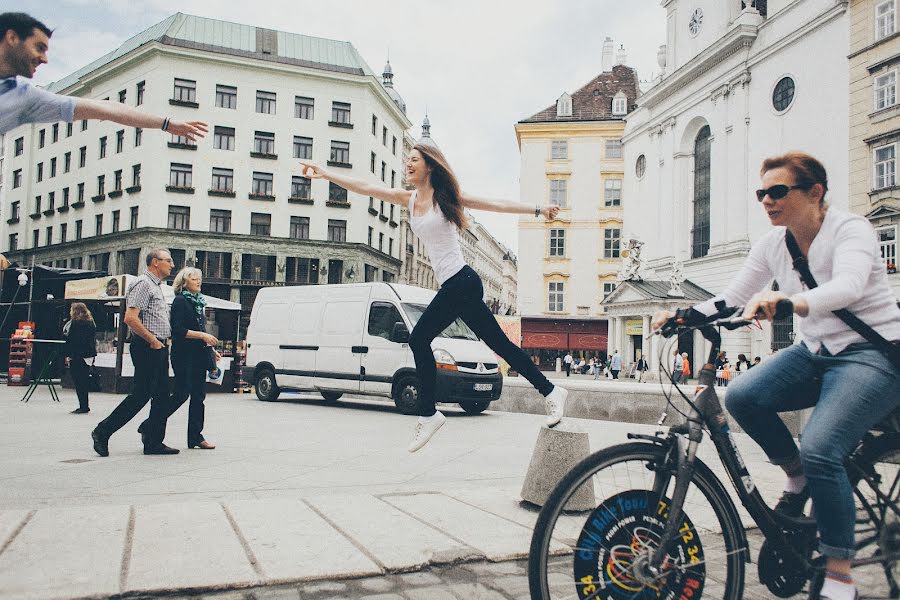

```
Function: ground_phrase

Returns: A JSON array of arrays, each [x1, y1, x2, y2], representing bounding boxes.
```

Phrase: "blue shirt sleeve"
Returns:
[[20, 83, 77, 125]]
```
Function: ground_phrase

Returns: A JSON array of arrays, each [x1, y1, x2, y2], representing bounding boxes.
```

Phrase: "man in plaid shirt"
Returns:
[[92, 249, 179, 456]]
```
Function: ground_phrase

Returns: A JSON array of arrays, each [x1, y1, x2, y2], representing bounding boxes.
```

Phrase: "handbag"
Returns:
[[88, 358, 102, 393], [785, 230, 900, 369], [205, 346, 219, 373]]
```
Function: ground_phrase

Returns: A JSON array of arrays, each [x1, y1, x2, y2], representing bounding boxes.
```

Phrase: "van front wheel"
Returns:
[[459, 400, 490, 415], [393, 376, 420, 415], [255, 369, 281, 402]]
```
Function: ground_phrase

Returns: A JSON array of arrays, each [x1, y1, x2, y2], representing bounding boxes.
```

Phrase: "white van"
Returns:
[[244, 282, 503, 414]]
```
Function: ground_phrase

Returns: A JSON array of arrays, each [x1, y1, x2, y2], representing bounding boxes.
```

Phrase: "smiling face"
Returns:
[[758, 167, 822, 229], [3, 28, 49, 78], [405, 149, 431, 187]]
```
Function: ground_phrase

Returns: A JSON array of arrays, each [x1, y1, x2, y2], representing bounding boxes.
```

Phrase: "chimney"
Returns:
[[615, 44, 627, 66], [601, 37, 614, 72]]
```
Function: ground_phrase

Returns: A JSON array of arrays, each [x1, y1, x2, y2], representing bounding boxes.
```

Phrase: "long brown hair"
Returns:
[[70, 302, 93, 322], [414, 144, 468, 229]]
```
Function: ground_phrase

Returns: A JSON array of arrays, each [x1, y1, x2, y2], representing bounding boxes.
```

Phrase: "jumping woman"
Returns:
[[301, 145, 568, 451]]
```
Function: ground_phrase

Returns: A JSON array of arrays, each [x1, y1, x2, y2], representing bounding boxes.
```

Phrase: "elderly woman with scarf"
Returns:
[[168, 267, 219, 449]]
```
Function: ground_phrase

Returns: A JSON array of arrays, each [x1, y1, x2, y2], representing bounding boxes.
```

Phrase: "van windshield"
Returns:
[[402, 303, 479, 341]]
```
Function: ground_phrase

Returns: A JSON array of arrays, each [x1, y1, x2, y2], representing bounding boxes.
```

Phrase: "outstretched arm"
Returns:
[[300, 161, 409, 206], [73, 99, 208, 141], [460, 192, 560, 220]]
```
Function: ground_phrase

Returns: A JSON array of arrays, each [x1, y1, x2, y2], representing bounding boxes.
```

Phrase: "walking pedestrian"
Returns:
[[63, 302, 96, 414], [672, 349, 684, 384], [167, 267, 219, 450], [300, 147, 568, 452], [681, 352, 691, 381], [91, 249, 178, 457], [563, 352, 573, 377], [636, 355, 649, 382], [610, 349, 622, 379], [735, 353, 752, 371], [0, 13, 207, 138]]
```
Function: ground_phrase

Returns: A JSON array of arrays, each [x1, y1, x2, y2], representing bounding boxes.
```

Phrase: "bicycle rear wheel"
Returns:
[[528, 441, 747, 600], [851, 433, 900, 598]]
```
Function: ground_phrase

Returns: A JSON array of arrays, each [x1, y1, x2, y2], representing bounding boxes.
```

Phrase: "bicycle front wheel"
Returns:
[[529, 441, 748, 600]]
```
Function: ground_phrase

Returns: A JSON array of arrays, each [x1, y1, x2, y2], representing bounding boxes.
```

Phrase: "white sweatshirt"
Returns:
[[695, 209, 900, 354]]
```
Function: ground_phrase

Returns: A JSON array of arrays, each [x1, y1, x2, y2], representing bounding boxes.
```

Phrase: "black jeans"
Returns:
[[409, 266, 554, 417], [167, 347, 208, 447], [97, 338, 170, 446], [69, 357, 90, 410]]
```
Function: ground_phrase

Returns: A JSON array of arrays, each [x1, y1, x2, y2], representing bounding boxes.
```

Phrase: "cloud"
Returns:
[[28, 0, 666, 252]]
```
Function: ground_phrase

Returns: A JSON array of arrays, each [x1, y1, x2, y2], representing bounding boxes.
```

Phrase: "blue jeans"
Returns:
[[724, 342, 899, 558]]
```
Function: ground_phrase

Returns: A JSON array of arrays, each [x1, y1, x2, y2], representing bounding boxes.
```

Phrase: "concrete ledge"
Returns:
[[492, 377, 807, 436]]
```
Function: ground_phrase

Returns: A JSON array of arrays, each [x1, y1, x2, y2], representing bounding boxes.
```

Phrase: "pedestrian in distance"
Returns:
[[0, 13, 207, 138], [681, 351, 691, 381], [735, 353, 752, 372], [300, 146, 568, 452], [166, 267, 219, 450], [672, 349, 684, 384], [63, 302, 96, 414], [636, 355, 649, 382], [609, 349, 622, 379], [92, 249, 178, 457], [563, 352, 573, 377]]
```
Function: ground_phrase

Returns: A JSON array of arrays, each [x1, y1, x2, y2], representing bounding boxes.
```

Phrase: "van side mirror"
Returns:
[[391, 322, 409, 344]]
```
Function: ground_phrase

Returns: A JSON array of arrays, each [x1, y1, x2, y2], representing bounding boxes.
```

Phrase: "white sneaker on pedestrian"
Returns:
[[545, 386, 568, 427], [408, 412, 446, 452]]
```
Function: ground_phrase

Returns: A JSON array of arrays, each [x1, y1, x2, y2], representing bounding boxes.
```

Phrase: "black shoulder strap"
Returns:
[[785, 230, 898, 360]]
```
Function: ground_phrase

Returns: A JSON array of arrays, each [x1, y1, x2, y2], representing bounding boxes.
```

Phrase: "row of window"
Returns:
[[548, 178, 622, 208], [13, 113, 121, 157], [548, 139, 622, 160], [167, 162, 350, 201], [9, 206, 140, 251], [13, 166, 142, 217], [548, 228, 621, 259], [12, 131, 141, 188], [545, 281, 618, 314]]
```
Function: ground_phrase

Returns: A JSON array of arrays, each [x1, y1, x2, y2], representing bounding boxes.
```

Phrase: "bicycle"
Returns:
[[528, 301, 900, 599]]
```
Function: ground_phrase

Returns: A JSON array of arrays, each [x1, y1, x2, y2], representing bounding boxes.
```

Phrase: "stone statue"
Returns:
[[667, 260, 686, 297], [617, 234, 648, 282]]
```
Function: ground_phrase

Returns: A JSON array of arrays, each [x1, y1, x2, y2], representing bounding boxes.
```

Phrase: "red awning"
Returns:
[[521, 332, 568, 350], [569, 333, 608, 351]]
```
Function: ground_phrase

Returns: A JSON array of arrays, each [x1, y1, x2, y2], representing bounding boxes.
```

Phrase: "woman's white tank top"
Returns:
[[408, 190, 467, 285]]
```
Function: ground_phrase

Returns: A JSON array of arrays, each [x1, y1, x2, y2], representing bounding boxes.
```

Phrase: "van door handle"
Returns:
[[351, 346, 369, 354]]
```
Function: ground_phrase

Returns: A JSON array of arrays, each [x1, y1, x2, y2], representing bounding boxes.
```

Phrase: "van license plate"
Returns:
[[474, 383, 493, 391]]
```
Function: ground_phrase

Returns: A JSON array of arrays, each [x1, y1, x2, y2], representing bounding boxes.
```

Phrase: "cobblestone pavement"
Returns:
[[171, 530, 897, 600]]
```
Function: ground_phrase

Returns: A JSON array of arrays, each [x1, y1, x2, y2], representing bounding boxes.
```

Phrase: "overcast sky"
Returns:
[[28, 0, 666, 254]]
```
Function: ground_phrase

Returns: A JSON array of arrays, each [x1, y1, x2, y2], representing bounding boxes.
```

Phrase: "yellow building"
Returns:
[[850, 0, 900, 296], [513, 44, 639, 369]]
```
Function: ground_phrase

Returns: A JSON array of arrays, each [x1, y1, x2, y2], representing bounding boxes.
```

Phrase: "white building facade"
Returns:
[[619, 0, 849, 371], [2, 13, 411, 324]]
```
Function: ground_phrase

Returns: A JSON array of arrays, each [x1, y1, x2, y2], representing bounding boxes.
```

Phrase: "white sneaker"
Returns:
[[545, 386, 568, 427], [408, 412, 446, 452]]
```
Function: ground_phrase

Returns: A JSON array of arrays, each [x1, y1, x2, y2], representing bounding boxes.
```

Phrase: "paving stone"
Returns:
[[405, 588, 458, 600], [357, 576, 396, 592], [445, 583, 510, 599], [298, 580, 348, 593], [247, 586, 300, 599], [396, 571, 444, 586], [227, 498, 380, 583], [0, 505, 129, 600], [358, 595, 405, 600]]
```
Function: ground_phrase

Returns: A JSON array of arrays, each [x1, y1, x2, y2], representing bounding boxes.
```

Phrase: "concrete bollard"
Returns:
[[521, 422, 595, 511]]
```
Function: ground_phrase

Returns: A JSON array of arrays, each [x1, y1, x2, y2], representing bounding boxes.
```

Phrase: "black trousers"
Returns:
[[167, 347, 208, 447], [97, 338, 170, 446], [409, 266, 554, 417], [69, 357, 91, 410]]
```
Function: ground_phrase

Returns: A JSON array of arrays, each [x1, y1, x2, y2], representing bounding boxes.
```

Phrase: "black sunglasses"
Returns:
[[755, 184, 809, 202]]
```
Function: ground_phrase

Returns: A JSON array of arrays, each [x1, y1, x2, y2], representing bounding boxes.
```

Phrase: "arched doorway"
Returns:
[[692, 126, 711, 259]]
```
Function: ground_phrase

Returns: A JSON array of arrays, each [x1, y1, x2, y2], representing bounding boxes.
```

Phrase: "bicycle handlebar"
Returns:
[[657, 299, 794, 338]]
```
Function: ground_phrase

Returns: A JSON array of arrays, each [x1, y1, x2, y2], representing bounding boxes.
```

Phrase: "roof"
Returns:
[[519, 64, 640, 124], [46, 13, 378, 93], [602, 279, 714, 305]]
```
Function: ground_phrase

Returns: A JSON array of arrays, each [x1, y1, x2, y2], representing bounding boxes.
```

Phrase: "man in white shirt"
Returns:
[[672, 350, 684, 384], [563, 352, 573, 377]]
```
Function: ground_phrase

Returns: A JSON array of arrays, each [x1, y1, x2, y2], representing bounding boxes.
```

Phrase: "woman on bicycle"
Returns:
[[653, 152, 899, 600], [300, 145, 568, 452]]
